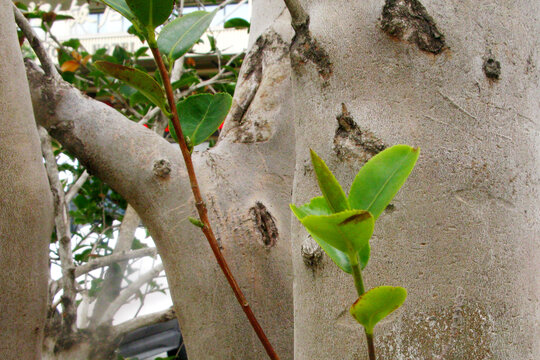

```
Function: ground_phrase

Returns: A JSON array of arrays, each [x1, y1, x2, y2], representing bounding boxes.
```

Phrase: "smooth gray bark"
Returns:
[[0, 0, 54, 359], [289, 0, 539, 359], [19, 0, 540, 358]]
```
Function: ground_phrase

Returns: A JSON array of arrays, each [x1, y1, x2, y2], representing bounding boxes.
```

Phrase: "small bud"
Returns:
[[188, 217, 204, 228]]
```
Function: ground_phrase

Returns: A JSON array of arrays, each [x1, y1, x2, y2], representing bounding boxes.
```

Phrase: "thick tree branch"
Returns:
[[98, 263, 164, 326], [112, 307, 176, 338], [74, 247, 157, 278], [12, 4, 60, 79]]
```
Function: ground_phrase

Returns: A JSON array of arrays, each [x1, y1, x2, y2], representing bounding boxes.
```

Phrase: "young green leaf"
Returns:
[[169, 93, 232, 146], [299, 209, 374, 254], [94, 61, 169, 115], [291, 197, 371, 272], [125, 0, 173, 30], [310, 149, 350, 213], [349, 286, 407, 335], [157, 10, 217, 61], [348, 145, 419, 220]]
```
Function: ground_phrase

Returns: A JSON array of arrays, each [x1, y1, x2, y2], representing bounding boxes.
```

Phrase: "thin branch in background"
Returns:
[[12, 4, 60, 79], [138, 106, 161, 125], [98, 263, 164, 326], [65, 170, 89, 204], [74, 247, 157, 278], [38, 127, 78, 333]]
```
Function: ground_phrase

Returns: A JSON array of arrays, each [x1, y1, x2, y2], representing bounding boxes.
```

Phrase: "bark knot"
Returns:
[[250, 202, 278, 248], [380, 0, 446, 54], [152, 159, 172, 178], [483, 55, 501, 80], [301, 236, 323, 267], [290, 20, 333, 80], [333, 103, 386, 162]]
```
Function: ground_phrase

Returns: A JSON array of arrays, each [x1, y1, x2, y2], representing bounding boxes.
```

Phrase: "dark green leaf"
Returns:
[[348, 145, 419, 219], [134, 46, 149, 58], [126, 0, 173, 29], [169, 93, 232, 146], [96, 0, 137, 23], [224, 17, 250, 30], [94, 61, 169, 114], [349, 286, 407, 335], [310, 149, 350, 213], [62, 38, 81, 49], [157, 10, 217, 61]]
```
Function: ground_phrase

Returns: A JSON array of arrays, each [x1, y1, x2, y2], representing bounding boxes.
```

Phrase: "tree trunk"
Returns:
[[21, 0, 539, 359], [0, 0, 54, 359], [288, 0, 539, 359]]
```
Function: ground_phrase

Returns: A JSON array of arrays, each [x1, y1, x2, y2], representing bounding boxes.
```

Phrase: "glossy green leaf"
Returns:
[[291, 197, 371, 272], [94, 61, 169, 114], [224, 18, 250, 30], [310, 149, 350, 213], [157, 10, 217, 61], [96, 0, 137, 23], [299, 209, 373, 254], [169, 93, 232, 146], [348, 145, 419, 219], [126, 0, 173, 29], [349, 286, 407, 335]]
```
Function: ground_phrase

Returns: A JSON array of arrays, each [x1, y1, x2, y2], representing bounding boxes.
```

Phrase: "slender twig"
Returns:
[[74, 247, 157, 278], [349, 253, 376, 360], [149, 44, 279, 360], [12, 4, 60, 79], [282, 0, 309, 29], [65, 170, 89, 204]]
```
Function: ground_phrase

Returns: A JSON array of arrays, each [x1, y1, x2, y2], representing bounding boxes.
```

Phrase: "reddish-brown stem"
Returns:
[[366, 332, 376, 360], [150, 47, 280, 360]]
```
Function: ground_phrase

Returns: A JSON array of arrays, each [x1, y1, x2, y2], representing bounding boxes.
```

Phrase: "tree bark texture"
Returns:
[[288, 0, 539, 359], [22, 0, 540, 358], [0, 0, 54, 359]]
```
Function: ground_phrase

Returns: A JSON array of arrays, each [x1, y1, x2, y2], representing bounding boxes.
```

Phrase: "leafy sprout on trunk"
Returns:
[[291, 144, 419, 359]]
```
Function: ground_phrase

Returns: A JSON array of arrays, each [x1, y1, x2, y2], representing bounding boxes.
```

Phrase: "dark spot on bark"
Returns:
[[340, 212, 371, 225], [250, 202, 278, 247], [334, 103, 386, 161], [380, 0, 446, 54], [48, 121, 94, 175], [153, 159, 172, 178], [301, 236, 324, 267], [483, 55, 501, 79], [385, 203, 396, 213], [290, 18, 333, 80]]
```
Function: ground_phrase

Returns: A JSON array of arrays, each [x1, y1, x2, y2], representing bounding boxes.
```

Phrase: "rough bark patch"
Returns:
[[333, 103, 386, 162], [290, 21, 333, 80], [250, 202, 278, 248], [380, 0, 445, 54], [225, 31, 288, 143], [378, 301, 495, 359]]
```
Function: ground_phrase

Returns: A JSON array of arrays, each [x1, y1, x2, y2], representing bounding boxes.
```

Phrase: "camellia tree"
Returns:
[[1, 0, 539, 359]]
